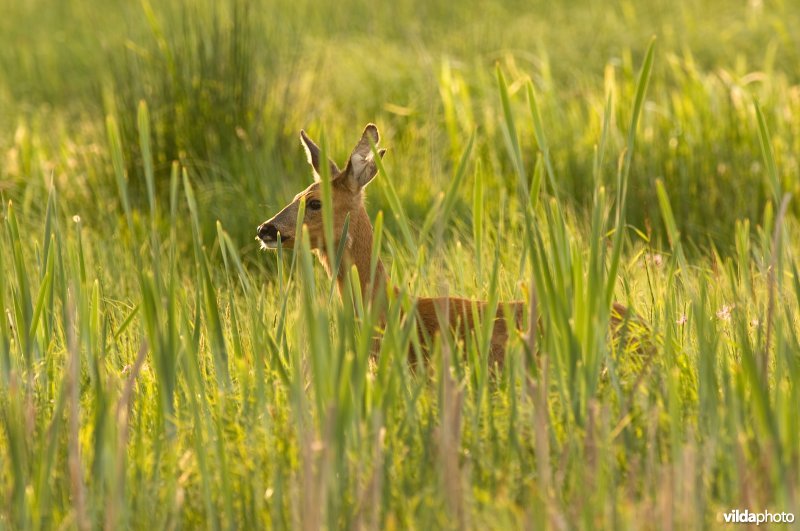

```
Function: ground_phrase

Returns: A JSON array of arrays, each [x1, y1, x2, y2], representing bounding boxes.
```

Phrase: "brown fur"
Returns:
[[258, 124, 633, 366]]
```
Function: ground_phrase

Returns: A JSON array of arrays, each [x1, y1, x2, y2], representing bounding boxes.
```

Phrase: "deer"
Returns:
[[257, 124, 630, 366]]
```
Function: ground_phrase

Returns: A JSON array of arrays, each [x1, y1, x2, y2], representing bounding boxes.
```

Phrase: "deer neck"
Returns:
[[317, 205, 387, 302]]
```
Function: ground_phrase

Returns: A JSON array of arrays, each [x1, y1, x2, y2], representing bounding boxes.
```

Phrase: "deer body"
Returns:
[[325, 212, 522, 364], [257, 124, 625, 365], [413, 297, 524, 365]]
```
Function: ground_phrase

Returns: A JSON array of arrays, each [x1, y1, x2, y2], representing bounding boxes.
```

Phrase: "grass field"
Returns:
[[1, 0, 800, 528]]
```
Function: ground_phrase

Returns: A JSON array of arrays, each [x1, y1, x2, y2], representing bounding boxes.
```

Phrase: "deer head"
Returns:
[[257, 124, 387, 251]]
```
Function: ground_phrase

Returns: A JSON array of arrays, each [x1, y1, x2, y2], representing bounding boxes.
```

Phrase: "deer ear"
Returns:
[[338, 124, 386, 192], [300, 129, 340, 181]]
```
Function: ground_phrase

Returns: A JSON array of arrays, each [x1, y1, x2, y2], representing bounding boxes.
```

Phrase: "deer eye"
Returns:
[[307, 199, 322, 211]]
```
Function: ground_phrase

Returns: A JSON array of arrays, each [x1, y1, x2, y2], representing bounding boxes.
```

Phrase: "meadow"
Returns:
[[1, 0, 799, 528]]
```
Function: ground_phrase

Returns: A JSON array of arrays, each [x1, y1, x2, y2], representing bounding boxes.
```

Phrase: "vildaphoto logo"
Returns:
[[721, 509, 795, 525]]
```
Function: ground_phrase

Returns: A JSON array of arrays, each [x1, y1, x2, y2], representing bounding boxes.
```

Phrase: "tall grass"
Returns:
[[1, 0, 800, 528]]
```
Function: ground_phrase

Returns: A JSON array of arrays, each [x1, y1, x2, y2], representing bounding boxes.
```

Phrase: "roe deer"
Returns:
[[257, 124, 629, 365]]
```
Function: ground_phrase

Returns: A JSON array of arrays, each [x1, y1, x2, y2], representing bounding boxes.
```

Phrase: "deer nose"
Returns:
[[258, 223, 278, 241]]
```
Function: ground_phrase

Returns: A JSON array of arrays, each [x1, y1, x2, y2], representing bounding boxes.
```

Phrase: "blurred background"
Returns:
[[2, 3, 800, 527], [1, 0, 799, 260]]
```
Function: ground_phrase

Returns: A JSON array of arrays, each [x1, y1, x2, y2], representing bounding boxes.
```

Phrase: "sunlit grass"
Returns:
[[1, 0, 799, 528]]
